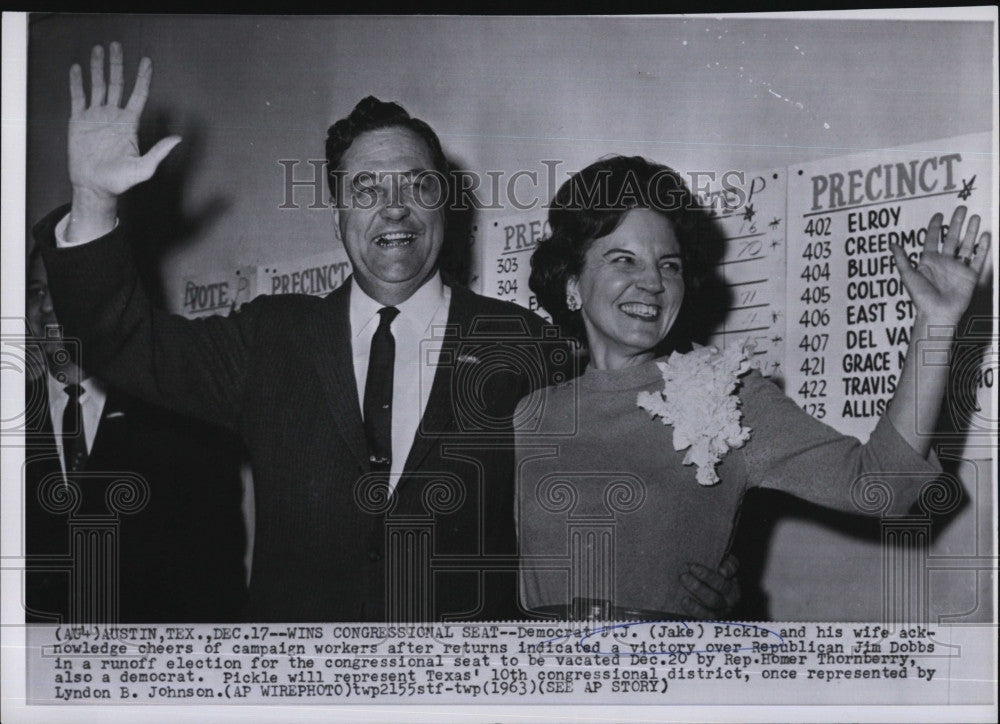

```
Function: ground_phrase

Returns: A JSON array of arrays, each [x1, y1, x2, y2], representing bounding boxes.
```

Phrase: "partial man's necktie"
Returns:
[[363, 307, 399, 474], [62, 383, 88, 475]]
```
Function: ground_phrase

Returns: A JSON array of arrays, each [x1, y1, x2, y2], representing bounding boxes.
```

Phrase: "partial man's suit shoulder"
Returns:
[[453, 287, 552, 334], [228, 288, 332, 320]]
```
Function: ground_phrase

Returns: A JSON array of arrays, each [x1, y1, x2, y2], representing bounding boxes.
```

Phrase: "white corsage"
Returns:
[[637, 340, 756, 486]]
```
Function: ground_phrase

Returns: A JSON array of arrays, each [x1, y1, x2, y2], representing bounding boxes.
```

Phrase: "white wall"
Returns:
[[27, 14, 994, 292]]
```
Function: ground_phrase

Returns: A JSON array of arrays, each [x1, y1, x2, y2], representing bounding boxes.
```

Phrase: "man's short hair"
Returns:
[[325, 96, 450, 205]]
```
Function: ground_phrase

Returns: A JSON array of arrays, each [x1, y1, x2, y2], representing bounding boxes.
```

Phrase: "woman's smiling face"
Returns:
[[568, 208, 685, 370]]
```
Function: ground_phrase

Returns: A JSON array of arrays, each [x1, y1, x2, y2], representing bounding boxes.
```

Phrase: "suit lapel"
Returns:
[[307, 278, 369, 469], [86, 390, 125, 468], [25, 375, 59, 460], [399, 285, 470, 478]]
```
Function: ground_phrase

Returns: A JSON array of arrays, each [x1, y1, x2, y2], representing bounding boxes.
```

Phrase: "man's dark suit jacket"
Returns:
[[38, 209, 572, 622], [24, 376, 247, 623]]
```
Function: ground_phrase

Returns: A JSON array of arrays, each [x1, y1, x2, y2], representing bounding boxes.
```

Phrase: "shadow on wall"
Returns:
[[731, 481, 970, 622], [120, 109, 231, 307], [934, 273, 996, 450], [440, 157, 475, 289], [122, 138, 478, 293]]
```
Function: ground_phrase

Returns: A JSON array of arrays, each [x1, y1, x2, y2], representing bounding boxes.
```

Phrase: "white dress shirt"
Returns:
[[54, 213, 117, 247], [46, 372, 107, 476], [350, 275, 451, 492]]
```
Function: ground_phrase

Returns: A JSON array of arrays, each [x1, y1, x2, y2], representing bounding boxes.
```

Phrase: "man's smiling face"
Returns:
[[332, 126, 446, 306]]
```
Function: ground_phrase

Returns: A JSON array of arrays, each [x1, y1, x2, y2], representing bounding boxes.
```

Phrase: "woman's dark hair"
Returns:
[[325, 96, 449, 205], [529, 155, 708, 351]]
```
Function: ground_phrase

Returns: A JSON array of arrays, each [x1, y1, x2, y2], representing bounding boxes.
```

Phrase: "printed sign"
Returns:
[[785, 132, 993, 441]]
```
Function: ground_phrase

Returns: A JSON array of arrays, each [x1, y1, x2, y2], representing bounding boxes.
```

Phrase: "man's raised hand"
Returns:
[[66, 43, 180, 242]]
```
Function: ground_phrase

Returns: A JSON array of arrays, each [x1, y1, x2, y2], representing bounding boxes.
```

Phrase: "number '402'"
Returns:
[[804, 217, 831, 236]]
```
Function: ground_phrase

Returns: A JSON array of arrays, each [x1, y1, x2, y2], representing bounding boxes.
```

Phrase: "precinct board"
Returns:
[[178, 249, 352, 319], [700, 166, 787, 378], [178, 266, 256, 318], [785, 131, 994, 444]]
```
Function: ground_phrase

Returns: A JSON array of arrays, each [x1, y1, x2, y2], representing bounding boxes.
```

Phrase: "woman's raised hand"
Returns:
[[890, 206, 991, 328]]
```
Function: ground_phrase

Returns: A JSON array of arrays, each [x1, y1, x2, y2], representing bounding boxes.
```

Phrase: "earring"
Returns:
[[566, 294, 580, 311]]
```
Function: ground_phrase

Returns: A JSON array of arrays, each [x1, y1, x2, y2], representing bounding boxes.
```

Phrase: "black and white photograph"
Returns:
[[1, 9, 996, 722]]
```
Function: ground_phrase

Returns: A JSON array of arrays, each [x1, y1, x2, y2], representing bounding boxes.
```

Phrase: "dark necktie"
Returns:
[[363, 307, 399, 472], [62, 383, 88, 475]]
